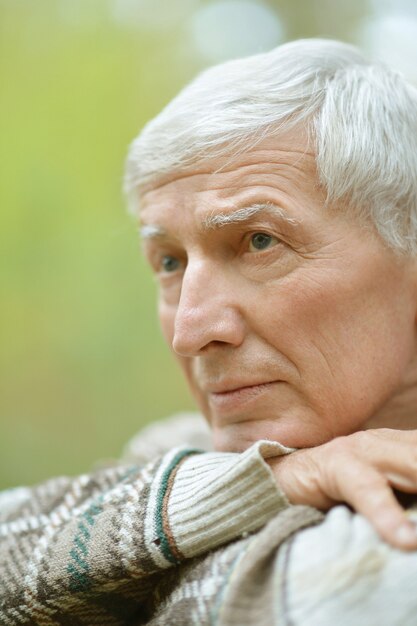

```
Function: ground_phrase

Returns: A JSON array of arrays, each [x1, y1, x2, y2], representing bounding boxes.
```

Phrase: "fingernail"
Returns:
[[395, 523, 417, 546]]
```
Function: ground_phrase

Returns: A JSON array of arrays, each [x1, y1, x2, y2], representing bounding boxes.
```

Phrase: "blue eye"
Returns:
[[161, 255, 180, 272], [249, 232, 278, 251]]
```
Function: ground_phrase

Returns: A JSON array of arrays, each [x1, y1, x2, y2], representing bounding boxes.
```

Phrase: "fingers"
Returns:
[[345, 430, 417, 496], [385, 472, 417, 493], [334, 463, 417, 551], [363, 428, 417, 446], [354, 430, 417, 479], [271, 430, 417, 551]]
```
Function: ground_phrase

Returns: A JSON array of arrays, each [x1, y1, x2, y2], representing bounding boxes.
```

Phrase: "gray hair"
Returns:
[[124, 38, 417, 255]]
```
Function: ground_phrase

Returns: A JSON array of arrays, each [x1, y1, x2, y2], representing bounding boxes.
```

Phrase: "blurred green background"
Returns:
[[1, 0, 416, 488]]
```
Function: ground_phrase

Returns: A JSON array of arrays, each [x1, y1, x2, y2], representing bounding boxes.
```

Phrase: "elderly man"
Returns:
[[2, 39, 417, 625]]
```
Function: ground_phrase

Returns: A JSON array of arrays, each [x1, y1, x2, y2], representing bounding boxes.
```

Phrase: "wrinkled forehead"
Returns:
[[138, 131, 319, 219], [139, 134, 319, 219]]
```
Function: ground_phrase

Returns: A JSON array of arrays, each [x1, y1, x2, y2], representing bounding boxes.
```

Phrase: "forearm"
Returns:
[[0, 441, 290, 624], [155, 440, 290, 563]]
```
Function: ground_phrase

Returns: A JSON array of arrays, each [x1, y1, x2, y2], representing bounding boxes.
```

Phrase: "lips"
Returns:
[[207, 380, 279, 414], [206, 379, 278, 394]]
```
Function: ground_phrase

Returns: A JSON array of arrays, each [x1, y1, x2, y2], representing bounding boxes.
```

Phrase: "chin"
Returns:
[[211, 428, 251, 453], [209, 410, 340, 451]]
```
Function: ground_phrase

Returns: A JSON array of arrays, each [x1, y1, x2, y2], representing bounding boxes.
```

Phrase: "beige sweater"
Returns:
[[3, 413, 416, 625], [0, 413, 323, 625]]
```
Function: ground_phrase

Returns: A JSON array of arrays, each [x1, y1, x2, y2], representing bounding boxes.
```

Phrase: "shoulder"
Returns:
[[282, 504, 417, 625]]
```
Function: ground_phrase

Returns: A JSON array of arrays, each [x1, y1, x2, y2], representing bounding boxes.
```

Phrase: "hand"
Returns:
[[268, 428, 417, 550]]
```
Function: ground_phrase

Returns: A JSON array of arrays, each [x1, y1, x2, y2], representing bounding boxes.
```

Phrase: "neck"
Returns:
[[364, 354, 417, 430]]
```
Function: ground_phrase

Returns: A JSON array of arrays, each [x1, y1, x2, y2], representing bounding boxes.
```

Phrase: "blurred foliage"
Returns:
[[0, 0, 378, 488], [0, 0, 202, 488]]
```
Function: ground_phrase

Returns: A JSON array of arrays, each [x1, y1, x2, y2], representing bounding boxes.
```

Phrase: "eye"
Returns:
[[161, 255, 181, 273], [248, 232, 279, 252]]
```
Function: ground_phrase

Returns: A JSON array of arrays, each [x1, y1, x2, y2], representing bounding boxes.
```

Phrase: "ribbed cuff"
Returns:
[[168, 440, 293, 558]]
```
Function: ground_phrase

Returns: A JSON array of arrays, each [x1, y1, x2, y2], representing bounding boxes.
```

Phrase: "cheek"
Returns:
[[252, 272, 344, 355], [158, 299, 201, 397], [255, 267, 414, 422], [158, 300, 176, 346], [260, 264, 411, 357]]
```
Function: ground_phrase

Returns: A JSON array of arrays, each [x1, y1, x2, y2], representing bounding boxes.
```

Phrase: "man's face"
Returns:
[[140, 132, 417, 451]]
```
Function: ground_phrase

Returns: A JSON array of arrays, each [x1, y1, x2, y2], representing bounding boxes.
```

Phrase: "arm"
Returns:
[[127, 414, 417, 550], [213, 502, 417, 626], [0, 441, 289, 625], [2, 422, 417, 624], [123, 413, 417, 550]]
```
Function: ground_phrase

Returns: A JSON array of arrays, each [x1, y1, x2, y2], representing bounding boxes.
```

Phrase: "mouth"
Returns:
[[207, 381, 280, 414]]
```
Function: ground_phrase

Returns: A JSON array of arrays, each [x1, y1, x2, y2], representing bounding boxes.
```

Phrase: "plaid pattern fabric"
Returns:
[[0, 450, 199, 625], [145, 507, 323, 626], [0, 430, 305, 626]]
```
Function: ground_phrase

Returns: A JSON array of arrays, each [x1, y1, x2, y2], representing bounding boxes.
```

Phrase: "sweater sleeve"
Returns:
[[0, 440, 290, 625]]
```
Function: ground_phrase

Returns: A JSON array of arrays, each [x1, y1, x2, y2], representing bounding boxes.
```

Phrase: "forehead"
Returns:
[[139, 132, 320, 226]]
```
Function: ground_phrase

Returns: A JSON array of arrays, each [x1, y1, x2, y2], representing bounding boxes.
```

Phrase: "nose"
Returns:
[[172, 259, 246, 357]]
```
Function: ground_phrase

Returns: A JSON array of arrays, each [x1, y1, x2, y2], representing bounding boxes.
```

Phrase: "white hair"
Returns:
[[124, 38, 417, 255]]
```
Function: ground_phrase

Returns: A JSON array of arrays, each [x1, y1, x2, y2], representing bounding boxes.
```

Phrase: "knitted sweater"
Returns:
[[0, 413, 323, 625], [4, 414, 416, 625]]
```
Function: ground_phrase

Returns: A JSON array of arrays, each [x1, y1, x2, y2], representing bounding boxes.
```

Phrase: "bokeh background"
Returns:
[[1, 0, 417, 489]]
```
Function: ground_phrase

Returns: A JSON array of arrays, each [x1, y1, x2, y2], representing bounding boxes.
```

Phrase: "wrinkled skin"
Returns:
[[138, 130, 417, 549], [140, 132, 417, 453]]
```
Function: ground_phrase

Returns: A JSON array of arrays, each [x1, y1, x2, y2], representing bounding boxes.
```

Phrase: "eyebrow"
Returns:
[[140, 224, 167, 240], [203, 203, 298, 229], [139, 202, 299, 240]]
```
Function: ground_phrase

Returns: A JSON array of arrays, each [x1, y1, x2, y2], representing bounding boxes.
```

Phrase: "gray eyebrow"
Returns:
[[203, 203, 299, 229], [139, 224, 167, 240], [139, 202, 299, 240]]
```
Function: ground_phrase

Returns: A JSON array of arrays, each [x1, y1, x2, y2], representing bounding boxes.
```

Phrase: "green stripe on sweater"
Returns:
[[67, 467, 138, 593], [155, 449, 201, 565]]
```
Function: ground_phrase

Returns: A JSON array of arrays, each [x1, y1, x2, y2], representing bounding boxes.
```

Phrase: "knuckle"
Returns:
[[327, 434, 355, 454], [329, 431, 368, 456], [351, 430, 372, 445]]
